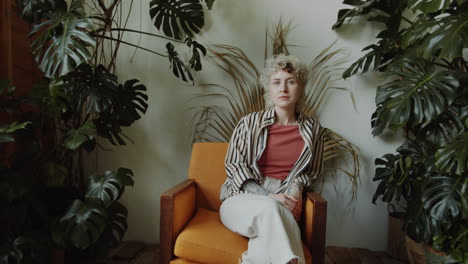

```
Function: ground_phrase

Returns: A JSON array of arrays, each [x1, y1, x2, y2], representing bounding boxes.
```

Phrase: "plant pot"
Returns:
[[405, 236, 454, 264], [387, 213, 408, 261]]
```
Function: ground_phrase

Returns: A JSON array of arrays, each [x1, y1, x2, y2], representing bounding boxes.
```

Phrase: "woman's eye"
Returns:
[[272, 81, 280, 85], [288, 80, 296, 84]]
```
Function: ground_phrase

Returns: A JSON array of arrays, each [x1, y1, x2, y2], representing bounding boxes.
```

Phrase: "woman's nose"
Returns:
[[280, 83, 288, 93]]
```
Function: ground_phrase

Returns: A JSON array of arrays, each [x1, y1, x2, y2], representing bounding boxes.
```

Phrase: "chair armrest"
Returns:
[[160, 179, 197, 264], [302, 191, 327, 264]]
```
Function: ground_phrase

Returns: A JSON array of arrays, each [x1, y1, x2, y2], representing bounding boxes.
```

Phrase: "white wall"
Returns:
[[86, 0, 405, 251]]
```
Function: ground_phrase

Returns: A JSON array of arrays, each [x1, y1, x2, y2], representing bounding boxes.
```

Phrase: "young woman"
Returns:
[[219, 54, 326, 264]]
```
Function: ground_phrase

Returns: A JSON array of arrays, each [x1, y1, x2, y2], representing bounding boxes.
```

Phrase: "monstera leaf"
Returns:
[[101, 201, 128, 247], [85, 168, 134, 208], [408, 0, 452, 13], [333, 0, 407, 29], [422, 174, 465, 221], [30, 1, 95, 78], [166, 43, 194, 82], [60, 199, 107, 249], [415, 98, 468, 146], [0, 121, 31, 143], [63, 120, 96, 150], [186, 38, 207, 71], [372, 58, 459, 135], [113, 80, 148, 127], [94, 79, 148, 145], [403, 9, 468, 60], [149, 0, 204, 40], [63, 63, 118, 114], [435, 132, 468, 175], [17, 0, 66, 23]]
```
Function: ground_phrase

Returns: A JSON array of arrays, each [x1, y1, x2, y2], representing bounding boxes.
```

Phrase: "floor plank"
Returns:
[[325, 246, 409, 264]]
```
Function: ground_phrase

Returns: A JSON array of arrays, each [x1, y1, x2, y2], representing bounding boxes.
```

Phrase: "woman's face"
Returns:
[[269, 69, 302, 110]]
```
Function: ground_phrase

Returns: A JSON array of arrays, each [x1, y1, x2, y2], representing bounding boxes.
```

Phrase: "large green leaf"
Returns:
[[333, 0, 407, 29], [17, 0, 66, 23], [166, 43, 194, 83], [149, 0, 204, 40], [408, 0, 452, 13], [422, 174, 465, 221], [63, 120, 96, 150], [60, 199, 107, 250], [186, 38, 207, 71], [0, 121, 31, 143], [435, 132, 468, 175], [372, 58, 459, 135], [373, 140, 429, 205], [30, 1, 95, 78], [99, 201, 128, 248], [94, 79, 148, 145], [415, 98, 468, 146], [63, 63, 118, 114], [403, 11, 468, 60], [405, 196, 441, 243], [85, 168, 134, 208]]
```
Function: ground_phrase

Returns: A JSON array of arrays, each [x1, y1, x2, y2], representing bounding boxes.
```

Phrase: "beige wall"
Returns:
[[86, 0, 405, 250]]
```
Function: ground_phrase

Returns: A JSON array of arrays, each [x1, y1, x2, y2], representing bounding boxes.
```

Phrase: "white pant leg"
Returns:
[[220, 193, 305, 264]]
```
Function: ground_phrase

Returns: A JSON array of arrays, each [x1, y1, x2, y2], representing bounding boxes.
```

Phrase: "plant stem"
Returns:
[[107, 28, 185, 43], [97, 35, 168, 57]]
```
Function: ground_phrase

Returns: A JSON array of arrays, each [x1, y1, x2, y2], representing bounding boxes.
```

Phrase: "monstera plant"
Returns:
[[333, 0, 468, 262], [0, 0, 214, 263]]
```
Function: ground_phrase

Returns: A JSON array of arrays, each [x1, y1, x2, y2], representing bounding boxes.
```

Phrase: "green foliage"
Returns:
[[30, 1, 96, 78], [435, 132, 468, 175], [2, 0, 216, 261], [334, 0, 468, 261], [63, 63, 148, 145], [59, 199, 107, 250], [166, 42, 194, 83], [149, 0, 204, 40], [85, 169, 134, 208], [0, 121, 31, 143], [372, 58, 459, 135], [63, 121, 96, 150], [58, 168, 133, 250], [17, 0, 66, 23]]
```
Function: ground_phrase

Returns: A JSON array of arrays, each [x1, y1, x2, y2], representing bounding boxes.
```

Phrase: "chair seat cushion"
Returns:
[[174, 208, 312, 264]]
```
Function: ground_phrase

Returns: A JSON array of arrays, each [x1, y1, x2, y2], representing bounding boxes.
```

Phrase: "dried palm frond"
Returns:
[[269, 17, 292, 56], [191, 45, 264, 142], [190, 20, 360, 203]]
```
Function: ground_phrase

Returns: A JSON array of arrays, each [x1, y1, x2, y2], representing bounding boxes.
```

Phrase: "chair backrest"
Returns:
[[188, 142, 229, 211]]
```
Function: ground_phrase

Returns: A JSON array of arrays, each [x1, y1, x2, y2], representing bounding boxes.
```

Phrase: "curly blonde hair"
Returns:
[[260, 54, 308, 112]]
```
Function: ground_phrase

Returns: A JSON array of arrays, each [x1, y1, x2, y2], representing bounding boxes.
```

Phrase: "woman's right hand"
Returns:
[[268, 193, 298, 214]]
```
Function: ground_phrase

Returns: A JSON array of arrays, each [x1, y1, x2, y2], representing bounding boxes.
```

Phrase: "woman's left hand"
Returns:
[[286, 193, 302, 222]]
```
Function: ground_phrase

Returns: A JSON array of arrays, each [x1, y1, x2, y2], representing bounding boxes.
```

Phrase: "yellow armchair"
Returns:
[[160, 143, 327, 264]]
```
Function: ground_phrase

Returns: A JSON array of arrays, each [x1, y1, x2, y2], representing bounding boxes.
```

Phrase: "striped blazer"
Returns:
[[220, 108, 326, 201]]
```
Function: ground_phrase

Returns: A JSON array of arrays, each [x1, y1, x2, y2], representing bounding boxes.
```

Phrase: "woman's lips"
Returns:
[[278, 96, 289, 100]]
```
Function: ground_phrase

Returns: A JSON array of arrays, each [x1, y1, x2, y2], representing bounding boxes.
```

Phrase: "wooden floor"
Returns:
[[325, 246, 408, 264], [110, 242, 409, 264]]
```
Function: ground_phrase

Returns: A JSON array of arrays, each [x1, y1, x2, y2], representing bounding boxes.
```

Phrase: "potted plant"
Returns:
[[333, 0, 468, 263], [1, 0, 215, 262]]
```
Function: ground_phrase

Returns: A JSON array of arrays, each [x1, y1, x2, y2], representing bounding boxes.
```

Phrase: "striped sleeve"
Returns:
[[224, 117, 257, 191], [295, 125, 326, 190]]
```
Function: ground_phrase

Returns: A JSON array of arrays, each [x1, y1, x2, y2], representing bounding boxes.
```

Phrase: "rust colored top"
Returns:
[[257, 124, 305, 181]]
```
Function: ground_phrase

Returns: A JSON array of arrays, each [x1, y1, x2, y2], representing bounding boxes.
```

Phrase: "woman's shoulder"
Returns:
[[239, 110, 269, 124], [300, 113, 326, 132]]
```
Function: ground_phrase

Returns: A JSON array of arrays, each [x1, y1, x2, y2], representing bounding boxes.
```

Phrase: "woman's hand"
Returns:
[[268, 193, 302, 221], [290, 192, 302, 222]]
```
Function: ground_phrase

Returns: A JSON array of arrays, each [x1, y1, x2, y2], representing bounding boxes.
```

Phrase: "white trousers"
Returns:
[[220, 192, 305, 264]]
